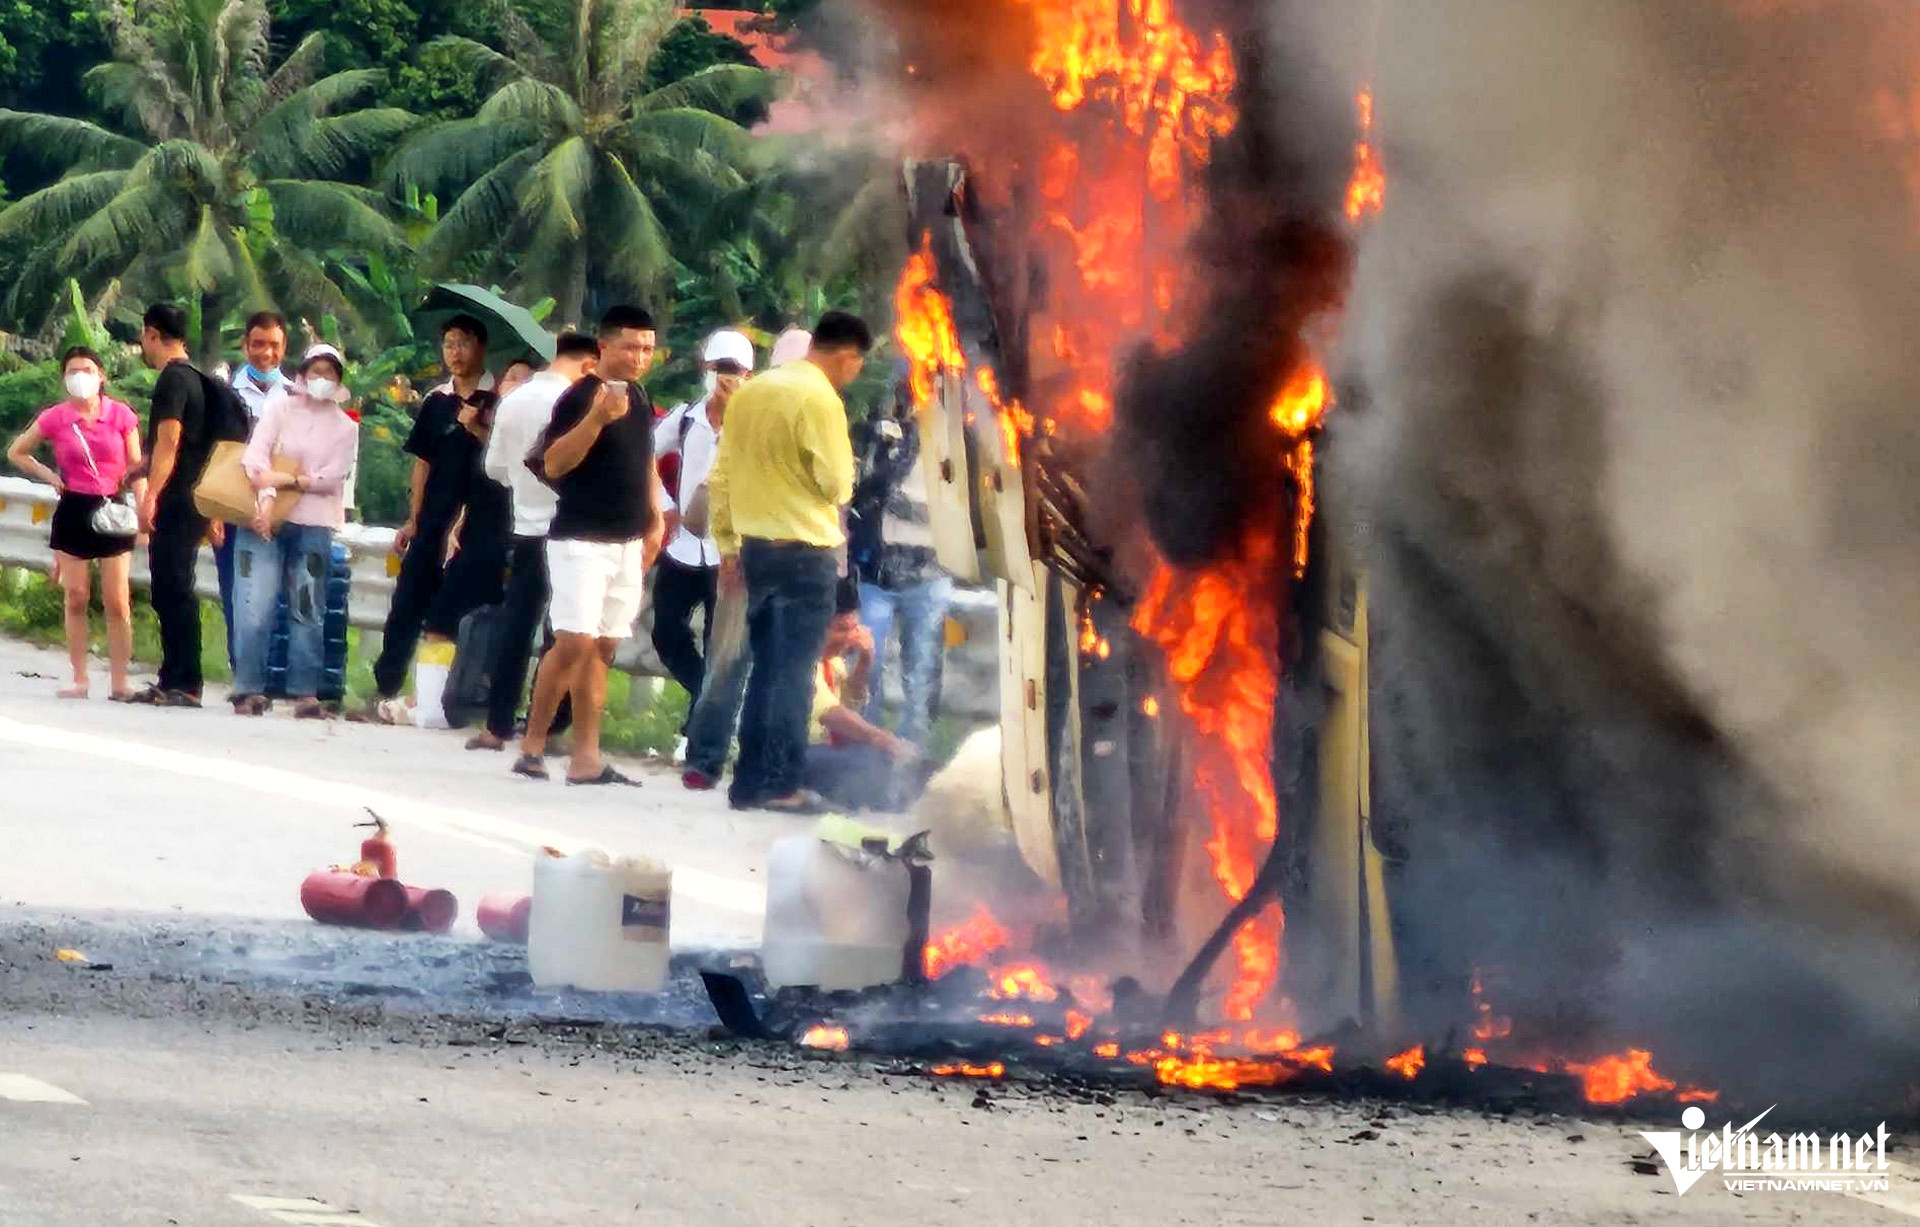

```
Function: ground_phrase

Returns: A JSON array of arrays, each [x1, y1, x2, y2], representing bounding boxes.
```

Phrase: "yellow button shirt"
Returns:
[[708, 360, 855, 554]]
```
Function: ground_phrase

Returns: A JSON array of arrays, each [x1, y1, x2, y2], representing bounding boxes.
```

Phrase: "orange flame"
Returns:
[[799, 1025, 850, 1052], [979, 1012, 1039, 1028], [895, 235, 965, 409], [924, 906, 1012, 980], [931, 1062, 1007, 1080], [986, 964, 1061, 1003], [1385, 1046, 1427, 1081], [1134, 530, 1285, 1021], [1345, 89, 1386, 222], [1462, 1048, 1490, 1069]]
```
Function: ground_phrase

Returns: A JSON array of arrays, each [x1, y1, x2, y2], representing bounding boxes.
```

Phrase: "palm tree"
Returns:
[[391, 0, 777, 327], [0, 0, 418, 356]]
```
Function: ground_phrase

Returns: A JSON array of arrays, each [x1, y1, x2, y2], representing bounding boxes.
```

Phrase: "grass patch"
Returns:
[[0, 565, 230, 683]]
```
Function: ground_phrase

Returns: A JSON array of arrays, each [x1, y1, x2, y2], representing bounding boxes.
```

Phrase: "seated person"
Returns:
[[804, 582, 924, 812]]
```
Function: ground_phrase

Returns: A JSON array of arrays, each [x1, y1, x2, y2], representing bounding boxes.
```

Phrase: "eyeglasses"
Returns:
[[709, 361, 747, 377]]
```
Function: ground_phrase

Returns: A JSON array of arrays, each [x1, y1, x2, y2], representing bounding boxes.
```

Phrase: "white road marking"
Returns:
[[0, 714, 766, 918], [0, 1074, 86, 1104], [1846, 1162, 1920, 1220], [231, 1193, 386, 1224]]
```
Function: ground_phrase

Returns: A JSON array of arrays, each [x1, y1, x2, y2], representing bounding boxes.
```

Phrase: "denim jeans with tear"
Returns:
[[859, 576, 952, 749], [233, 523, 333, 698]]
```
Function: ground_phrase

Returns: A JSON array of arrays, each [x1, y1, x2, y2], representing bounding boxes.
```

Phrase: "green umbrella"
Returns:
[[416, 284, 556, 365]]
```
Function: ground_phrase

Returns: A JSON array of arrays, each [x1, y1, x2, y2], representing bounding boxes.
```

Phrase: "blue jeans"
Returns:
[[213, 530, 237, 667], [685, 584, 750, 778], [859, 576, 952, 749], [233, 523, 333, 698], [729, 540, 838, 806]]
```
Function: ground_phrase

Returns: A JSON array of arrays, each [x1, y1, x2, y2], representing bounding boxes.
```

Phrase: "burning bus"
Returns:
[[826, 0, 1920, 1115]]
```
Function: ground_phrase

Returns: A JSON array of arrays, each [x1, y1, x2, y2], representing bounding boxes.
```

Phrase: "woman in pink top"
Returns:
[[5, 346, 145, 700], [230, 343, 359, 718]]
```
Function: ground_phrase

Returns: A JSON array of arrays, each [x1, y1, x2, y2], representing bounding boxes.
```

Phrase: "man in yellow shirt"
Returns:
[[707, 311, 873, 813]]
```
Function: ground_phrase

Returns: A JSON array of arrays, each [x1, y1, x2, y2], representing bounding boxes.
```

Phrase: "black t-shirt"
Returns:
[[404, 385, 502, 540], [146, 359, 211, 506], [538, 377, 657, 543]]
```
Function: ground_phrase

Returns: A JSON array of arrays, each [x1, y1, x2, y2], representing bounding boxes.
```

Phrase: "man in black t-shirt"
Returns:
[[512, 305, 666, 787], [368, 315, 501, 709], [130, 302, 216, 707]]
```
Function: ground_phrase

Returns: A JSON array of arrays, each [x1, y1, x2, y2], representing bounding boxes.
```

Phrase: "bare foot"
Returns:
[[56, 684, 88, 700]]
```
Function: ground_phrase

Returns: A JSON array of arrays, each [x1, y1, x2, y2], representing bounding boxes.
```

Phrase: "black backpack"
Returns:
[[194, 368, 252, 445]]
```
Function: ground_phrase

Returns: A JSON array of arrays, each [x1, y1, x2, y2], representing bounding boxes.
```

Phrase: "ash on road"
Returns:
[[1, 641, 1914, 1225]]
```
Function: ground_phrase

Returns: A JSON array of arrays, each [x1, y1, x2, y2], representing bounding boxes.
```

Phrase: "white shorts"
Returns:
[[546, 538, 649, 640]]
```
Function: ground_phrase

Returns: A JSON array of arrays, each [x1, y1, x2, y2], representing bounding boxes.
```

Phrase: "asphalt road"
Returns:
[[4, 634, 1919, 1225]]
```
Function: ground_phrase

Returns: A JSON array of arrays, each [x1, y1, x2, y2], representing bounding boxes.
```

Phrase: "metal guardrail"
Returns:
[[0, 474, 1000, 719], [0, 475, 397, 628]]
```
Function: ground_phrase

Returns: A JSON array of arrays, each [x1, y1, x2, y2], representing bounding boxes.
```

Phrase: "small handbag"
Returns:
[[70, 422, 138, 538]]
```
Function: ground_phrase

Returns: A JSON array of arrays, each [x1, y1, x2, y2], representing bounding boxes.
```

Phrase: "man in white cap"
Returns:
[[651, 329, 754, 728]]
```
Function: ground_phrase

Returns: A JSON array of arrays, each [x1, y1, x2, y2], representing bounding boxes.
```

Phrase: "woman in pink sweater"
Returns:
[[230, 343, 359, 718]]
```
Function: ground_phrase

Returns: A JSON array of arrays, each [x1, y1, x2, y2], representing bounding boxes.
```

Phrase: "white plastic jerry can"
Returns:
[[761, 834, 916, 992], [528, 848, 673, 993]]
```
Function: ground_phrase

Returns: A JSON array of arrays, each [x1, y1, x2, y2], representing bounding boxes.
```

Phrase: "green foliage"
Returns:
[[391, 0, 779, 325], [644, 16, 766, 126], [0, 568, 228, 684], [0, 0, 419, 353]]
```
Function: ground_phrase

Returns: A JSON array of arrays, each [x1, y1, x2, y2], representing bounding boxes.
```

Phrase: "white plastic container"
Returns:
[[412, 642, 453, 730], [528, 849, 673, 993], [761, 835, 914, 992]]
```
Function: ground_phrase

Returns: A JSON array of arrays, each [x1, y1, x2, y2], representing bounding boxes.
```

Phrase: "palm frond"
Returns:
[[0, 110, 146, 171], [261, 180, 405, 255], [517, 135, 594, 245], [418, 145, 543, 275], [421, 35, 532, 92], [477, 77, 584, 135], [216, 0, 271, 86], [491, 7, 562, 88], [82, 62, 181, 142], [266, 243, 358, 333], [589, 0, 677, 96], [260, 32, 329, 110], [224, 225, 271, 310], [58, 182, 188, 275], [634, 64, 779, 118], [130, 140, 226, 197], [617, 106, 757, 167], [0, 171, 132, 246], [183, 204, 235, 292], [386, 117, 543, 199], [246, 66, 386, 159], [94, 2, 196, 140], [588, 150, 672, 300], [254, 108, 421, 181]]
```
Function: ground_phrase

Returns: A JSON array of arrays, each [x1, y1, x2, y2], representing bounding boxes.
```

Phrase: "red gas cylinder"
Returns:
[[400, 886, 459, 934], [301, 870, 410, 929], [476, 893, 533, 944]]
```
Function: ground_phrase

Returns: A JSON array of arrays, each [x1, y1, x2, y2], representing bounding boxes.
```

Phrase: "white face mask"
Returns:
[[64, 371, 101, 401], [305, 377, 338, 401]]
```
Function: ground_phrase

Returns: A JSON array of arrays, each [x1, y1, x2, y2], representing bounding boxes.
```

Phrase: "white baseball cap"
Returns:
[[300, 343, 345, 371], [703, 330, 755, 370]]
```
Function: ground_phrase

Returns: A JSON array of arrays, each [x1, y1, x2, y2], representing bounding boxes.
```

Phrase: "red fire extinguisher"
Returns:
[[300, 810, 458, 933]]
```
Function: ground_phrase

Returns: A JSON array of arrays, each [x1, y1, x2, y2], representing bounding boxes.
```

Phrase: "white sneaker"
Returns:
[[672, 735, 688, 765]]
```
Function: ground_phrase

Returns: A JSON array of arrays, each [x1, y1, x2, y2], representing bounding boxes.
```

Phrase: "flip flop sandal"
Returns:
[[293, 699, 332, 720], [123, 685, 165, 705], [465, 734, 507, 752], [511, 754, 551, 781], [567, 766, 643, 788], [157, 690, 203, 708], [108, 691, 140, 704]]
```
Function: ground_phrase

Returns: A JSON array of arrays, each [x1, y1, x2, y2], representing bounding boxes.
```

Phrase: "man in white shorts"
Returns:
[[513, 305, 665, 786]]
